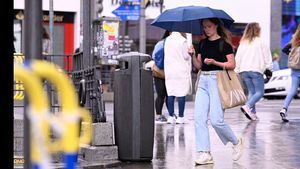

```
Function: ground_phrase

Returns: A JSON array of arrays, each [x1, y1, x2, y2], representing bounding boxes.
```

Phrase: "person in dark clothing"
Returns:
[[191, 18, 243, 165], [152, 30, 170, 122]]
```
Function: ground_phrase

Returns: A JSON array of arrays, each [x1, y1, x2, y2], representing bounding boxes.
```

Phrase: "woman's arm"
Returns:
[[204, 53, 235, 70], [192, 54, 202, 70]]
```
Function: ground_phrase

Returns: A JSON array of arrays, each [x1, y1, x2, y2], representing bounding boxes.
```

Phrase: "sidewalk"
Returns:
[[14, 99, 300, 169], [116, 99, 300, 169]]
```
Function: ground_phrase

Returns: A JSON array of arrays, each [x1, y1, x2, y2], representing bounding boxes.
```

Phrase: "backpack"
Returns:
[[288, 46, 300, 69], [154, 40, 165, 69]]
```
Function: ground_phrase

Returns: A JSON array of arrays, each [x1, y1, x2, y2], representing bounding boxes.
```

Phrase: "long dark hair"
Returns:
[[161, 30, 170, 40], [202, 18, 232, 46]]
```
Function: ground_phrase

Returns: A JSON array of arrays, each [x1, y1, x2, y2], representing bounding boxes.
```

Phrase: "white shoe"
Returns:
[[176, 117, 185, 124], [241, 105, 252, 120], [280, 108, 289, 122], [167, 116, 175, 124], [195, 152, 214, 165], [232, 136, 244, 161]]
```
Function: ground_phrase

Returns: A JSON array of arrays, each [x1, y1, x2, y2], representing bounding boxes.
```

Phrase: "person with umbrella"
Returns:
[[192, 18, 243, 165], [151, 6, 243, 164]]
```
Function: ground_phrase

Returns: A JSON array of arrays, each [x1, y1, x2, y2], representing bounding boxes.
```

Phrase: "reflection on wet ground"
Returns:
[[116, 100, 300, 169]]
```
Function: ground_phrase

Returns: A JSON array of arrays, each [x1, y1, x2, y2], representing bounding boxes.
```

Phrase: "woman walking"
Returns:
[[279, 24, 300, 122], [164, 32, 192, 124], [235, 22, 273, 121], [192, 18, 243, 165]]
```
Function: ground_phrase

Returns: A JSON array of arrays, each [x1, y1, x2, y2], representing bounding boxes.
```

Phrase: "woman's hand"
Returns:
[[204, 58, 216, 65], [188, 46, 195, 56]]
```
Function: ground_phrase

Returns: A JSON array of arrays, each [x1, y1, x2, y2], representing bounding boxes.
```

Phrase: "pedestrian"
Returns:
[[279, 24, 300, 122], [164, 32, 192, 124], [42, 26, 51, 54], [191, 18, 243, 165], [152, 30, 170, 122], [235, 22, 273, 121], [272, 52, 280, 71]]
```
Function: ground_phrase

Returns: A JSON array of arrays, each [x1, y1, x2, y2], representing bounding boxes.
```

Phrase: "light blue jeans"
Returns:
[[283, 69, 300, 110], [240, 71, 265, 114], [194, 74, 238, 152]]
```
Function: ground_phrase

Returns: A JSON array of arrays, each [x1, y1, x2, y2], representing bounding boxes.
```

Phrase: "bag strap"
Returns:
[[219, 38, 224, 53]]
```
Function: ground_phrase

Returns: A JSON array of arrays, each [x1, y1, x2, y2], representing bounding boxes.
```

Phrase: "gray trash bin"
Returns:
[[114, 52, 154, 161]]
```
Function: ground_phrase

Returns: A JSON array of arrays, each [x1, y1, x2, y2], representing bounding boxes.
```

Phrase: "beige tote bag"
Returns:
[[217, 70, 247, 109]]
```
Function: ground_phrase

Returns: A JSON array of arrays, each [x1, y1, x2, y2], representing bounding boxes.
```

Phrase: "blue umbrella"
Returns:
[[151, 6, 234, 34]]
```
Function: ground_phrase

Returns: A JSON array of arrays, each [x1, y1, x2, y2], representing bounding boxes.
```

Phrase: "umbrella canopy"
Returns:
[[151, 6, 234, 34]]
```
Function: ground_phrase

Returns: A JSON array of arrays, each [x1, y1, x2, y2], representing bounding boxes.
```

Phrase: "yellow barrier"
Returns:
[[14, 61, 92, 169], [14, 53, 25, 100], [14, 64, 52, 167], [31, 61, 92, 153]]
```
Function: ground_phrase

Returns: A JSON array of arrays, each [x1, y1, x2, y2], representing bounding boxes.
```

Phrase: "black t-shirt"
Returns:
[[198, 38, 233, 71]]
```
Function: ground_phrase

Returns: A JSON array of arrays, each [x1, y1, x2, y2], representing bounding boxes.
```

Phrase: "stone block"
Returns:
[[82, 146, 118, 162], [82, 122, 114, 146]]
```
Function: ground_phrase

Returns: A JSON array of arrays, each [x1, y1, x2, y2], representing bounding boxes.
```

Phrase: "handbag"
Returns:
[[217, 69, 247, 109], [288, 46, 300, 69], [152, 63, 165, 79], [145, 60, 165, 79]]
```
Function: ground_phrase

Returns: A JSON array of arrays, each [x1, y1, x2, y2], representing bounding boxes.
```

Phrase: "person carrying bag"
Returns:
[[150, 30, 170, 122], [191, 18, 243, 166]]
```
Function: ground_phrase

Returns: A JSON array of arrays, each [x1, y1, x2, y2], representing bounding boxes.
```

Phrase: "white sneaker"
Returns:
[[167, 116, 175, 124], [232, 136, 244, 161], [195, 152, 214, 165], [249, 113, 259, 121], [176, 117, 185, 124], [280, 108, 289, 122], [241, 105, 252, 120]]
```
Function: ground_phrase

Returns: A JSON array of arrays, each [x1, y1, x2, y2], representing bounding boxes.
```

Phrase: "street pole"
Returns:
[[139, 0, 146, 53], [83, 0, 92, 68], [159, 0, 164, 13], [49, 0, 54, 54], [24, 0, 43, 168]]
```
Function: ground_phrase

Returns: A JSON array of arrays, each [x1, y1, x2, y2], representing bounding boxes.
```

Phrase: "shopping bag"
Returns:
[[145, 60, 165, 79], [217, 70, 247, 109], [152, 63, 165, 79], [288, 46, 300, 69]]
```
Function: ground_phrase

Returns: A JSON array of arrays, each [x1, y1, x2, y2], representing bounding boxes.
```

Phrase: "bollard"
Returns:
[[31, 60, 92, 169], [14, 64, 52, 169], [14, 61, 92, 169]]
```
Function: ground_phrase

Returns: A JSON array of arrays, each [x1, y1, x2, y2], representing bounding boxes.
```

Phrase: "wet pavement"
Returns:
[[14, 99, 300, 169], [116, 99, 300, 169]]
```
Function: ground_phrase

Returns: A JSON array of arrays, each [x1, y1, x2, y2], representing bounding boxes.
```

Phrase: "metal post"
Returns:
[[83, 0, 92, 68], [49, 0, 54, 54], [139, 0, 146, 53], [159, 0, 164, 13], [24, 0, 43, 168]]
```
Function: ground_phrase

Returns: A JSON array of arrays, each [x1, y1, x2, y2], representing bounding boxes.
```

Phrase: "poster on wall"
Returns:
[[102, 20, 120, 59]]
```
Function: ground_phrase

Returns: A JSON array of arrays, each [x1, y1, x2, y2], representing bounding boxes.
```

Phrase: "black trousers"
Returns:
[[154, 77, 168, 115]]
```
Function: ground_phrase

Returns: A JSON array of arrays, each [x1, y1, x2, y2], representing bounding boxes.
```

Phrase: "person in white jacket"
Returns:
[[235, 22, 273, 121], [164, 32, 192, 124]]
